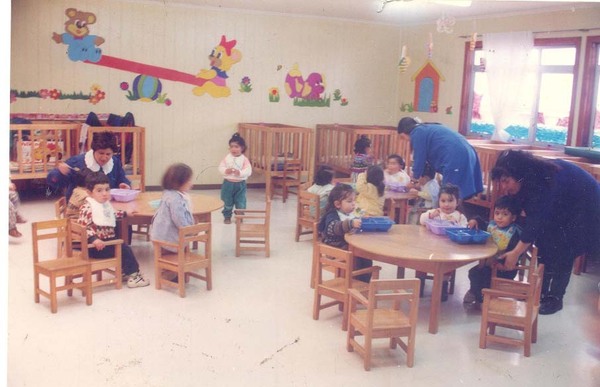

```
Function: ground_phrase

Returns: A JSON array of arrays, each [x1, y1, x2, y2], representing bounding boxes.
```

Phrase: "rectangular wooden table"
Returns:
[[345, 224, 497, 334]]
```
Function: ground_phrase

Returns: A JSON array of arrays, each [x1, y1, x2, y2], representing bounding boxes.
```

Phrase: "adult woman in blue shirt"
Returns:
[[492, 150, 600, 315], [397, 117, 483, 200]]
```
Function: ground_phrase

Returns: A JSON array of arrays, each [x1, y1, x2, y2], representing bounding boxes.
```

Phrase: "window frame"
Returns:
[[459, 37, 581, 147], [576, 35, 600, 147]]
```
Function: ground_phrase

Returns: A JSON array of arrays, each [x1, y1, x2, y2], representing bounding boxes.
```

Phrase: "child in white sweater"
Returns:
[[218, 133, 252, 224]]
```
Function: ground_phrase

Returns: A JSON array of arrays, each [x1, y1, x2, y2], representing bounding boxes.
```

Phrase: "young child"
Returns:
[[384, 154, 410, 187], [218, 133, 252, 224], [419, 183, 467, 227], [66, 168, 92, 220], [8, 180, 26, 237], [77, 171, 149, 288], [150, 163, 195, 252], [356, 165, 385, 217], [307, 167, 334, 214], [463, 196, 522, 304], [407, 163, 440, 224], [350, 135, 374, 183], [318, 184, 372, 282]]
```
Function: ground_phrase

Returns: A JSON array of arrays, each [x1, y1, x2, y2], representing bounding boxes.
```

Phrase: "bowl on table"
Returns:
[[110, 189, 141, 202], [445, 228, 491, 244], [424, 219, 461, 235]]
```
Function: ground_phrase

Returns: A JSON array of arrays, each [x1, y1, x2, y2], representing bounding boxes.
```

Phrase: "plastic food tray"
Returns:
[[360, 217, 394, 232], [110, 189, 140, 202], [425, 219, 461, 235], [445, 228, 491, 244]]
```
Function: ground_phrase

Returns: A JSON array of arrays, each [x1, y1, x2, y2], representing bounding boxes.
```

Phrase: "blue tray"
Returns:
[[445, 228, 491, 244], [360, 217, 394, 232]]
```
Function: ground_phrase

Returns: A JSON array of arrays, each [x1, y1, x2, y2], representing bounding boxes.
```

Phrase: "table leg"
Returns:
[[428, 265, 444, 334]]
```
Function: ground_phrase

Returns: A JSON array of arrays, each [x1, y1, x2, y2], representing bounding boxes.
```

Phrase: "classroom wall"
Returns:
[[10, 0, 600, 187]]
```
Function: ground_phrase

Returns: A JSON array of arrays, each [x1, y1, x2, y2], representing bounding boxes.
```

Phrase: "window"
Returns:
[[577, 36, 600, 148], [460, 38, 581, 146]]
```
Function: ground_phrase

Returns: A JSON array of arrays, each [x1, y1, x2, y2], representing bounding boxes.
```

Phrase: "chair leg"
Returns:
[[178, 270, 186, 298], [50, 274, 58, 314], [34, 272, 40, 303], [206, 266, 213, 290], [313, 292, 321, 320], [364, 332, 372, 371], [85, 267, 93, 306]]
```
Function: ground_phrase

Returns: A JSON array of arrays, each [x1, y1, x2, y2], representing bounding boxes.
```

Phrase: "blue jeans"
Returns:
[[221, 180, 247, 219]]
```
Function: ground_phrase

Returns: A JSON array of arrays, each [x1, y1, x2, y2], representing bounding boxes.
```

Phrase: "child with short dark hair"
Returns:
[[408, 163, 440, 224], [384, 154, 410, 187], [350, 135, 374, 183], [218, 133, 252, 224], [150, 163, 195, 252], [356, 165, 385, 216], [463, 196, 522, 304], [77, 171, 149, 288], [318, 184, 373, 282], [307, 167, 334, 213]]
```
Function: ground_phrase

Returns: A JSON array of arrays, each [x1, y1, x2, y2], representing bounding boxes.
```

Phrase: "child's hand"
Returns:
[[352, 218, 362, 229], [92, 239, 105, 251], [467, 219, 478, 229], [429, 209, 441, 219], [119, 182, 131, 189]]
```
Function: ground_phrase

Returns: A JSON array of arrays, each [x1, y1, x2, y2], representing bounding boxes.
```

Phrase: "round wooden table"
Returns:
[[345, 224, 497, 334], [112, 192, 224, 242]]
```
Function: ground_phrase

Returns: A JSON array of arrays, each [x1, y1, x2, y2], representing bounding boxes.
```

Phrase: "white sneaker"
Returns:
[[127, 272, 150, 288]]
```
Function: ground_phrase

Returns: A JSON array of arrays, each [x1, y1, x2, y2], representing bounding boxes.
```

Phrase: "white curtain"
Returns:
[[483, 31, 537, 141]]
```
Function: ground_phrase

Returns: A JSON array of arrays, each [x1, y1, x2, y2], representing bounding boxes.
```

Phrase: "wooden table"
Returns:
[[112, 192, 224, 242], [345, 224, 497, 334], [385, 190, 418, 224]]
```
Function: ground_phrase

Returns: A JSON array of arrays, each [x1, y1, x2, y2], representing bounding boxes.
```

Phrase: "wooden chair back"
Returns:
[[480, 246, 544, 357], [313, 243, 381, 330], [464, 146, 500, 218], [152, 222, 212, 297], [54, 197, 67, 219], [235, 200, 271, 257], [31, 219, 92, 313], [70, 222, 123, 290], [347, 278, 420, 370], [271, 158, 303, 202], [296, 184, 321, 242]]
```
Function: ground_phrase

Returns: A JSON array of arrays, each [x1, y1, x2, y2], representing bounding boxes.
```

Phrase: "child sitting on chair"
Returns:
[[77, 171, 149, 288], [384, 154, 410, 187], [356, 165, 386, 217], [307, 167, 334, 214], [318, 183, 372, 282], [66, 168, 92, 220], [463, 196, 522, 304], [419, 183, 466, 227], [407, 163, 439, 224]]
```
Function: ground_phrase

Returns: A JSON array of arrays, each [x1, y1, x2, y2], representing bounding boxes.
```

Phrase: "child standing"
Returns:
[[356, 165, 386, 217], [150, 163, 195, 251], [463, 196, 522, 304], [318, 184, 372, 282], [77, 171, 149, 288], [384, 154, 410, 187], [307, 167, 334, 214], [218, 133, 252, 224], [419, 183, 467, 227], [407, 163, 440, 224], [350, 135, 374, 183]]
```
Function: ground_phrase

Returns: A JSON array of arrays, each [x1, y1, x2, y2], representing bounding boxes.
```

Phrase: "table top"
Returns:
[[345, 224, 497, 263], [111, 191, 223, 217], [384, 190, 418, 200]]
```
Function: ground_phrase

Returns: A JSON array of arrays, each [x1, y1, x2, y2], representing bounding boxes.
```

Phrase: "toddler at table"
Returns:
[[384, 154, 410, 187], [307, 167, 334, 214], [77, 171, 149, 288], [419, 183, 467, 227], [356, 165, 385, 217], [463, 195, 522, 304], [318, 184, 373, 282], [218, 133, 252, 224], [407, 163, 440, 224]]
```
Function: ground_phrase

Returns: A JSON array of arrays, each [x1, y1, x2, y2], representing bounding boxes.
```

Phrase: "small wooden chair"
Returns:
[[313, 243, 381, 330], [235, 200, 271, 257], [296, 184, 321, 242], [54, 197, 67, 219], [32, 219, 92, 313], [480, 246, 544, 357], [271, 158, 302, 202], [152, 223, 212, 297], [70, 222, 123, 290], [347, 278, 420, 370]]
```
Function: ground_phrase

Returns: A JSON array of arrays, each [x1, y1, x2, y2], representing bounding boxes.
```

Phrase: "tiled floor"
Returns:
[[7, 188, 600, 386]]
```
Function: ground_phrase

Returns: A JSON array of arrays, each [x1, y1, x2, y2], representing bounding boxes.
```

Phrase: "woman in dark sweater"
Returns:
[[491, 150, 600, 314]]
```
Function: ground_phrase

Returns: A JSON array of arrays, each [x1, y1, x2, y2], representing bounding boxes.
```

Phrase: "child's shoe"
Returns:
[[127, 272, 150, 288], [463, 290, 476, 303]]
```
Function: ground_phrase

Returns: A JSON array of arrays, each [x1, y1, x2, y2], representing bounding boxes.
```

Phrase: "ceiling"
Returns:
[[150, 0, 599, 26]]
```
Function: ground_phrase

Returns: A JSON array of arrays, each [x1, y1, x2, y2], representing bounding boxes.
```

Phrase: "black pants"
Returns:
[[354, 257, 373, 283], [468, 264, 517, 302], [87, 241, 140, 276]]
